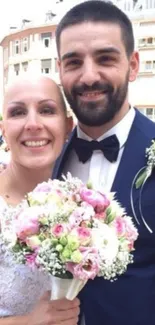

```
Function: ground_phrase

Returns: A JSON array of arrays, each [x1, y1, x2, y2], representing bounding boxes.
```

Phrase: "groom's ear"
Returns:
[[66, 115, 74, 140], [67, 115, 74, 132], [129, 51, 139, 82]]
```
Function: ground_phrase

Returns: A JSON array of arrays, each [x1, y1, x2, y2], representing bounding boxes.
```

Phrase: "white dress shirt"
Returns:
[[63, 107, 135, 192]]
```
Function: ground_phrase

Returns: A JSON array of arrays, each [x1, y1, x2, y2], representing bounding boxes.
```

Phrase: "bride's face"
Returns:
[[2, 77, 72, 170]]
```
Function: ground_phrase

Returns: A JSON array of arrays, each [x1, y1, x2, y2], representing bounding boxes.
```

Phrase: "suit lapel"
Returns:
[[52, 128, 77, 179], [53, 110, 154, 215], [111, 110, 151, 213]]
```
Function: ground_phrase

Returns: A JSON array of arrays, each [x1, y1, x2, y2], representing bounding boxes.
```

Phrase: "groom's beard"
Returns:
[[63, 71, 129, 127]]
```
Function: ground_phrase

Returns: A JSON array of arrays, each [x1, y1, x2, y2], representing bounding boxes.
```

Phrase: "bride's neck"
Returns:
[[1, 161, 53, 203]]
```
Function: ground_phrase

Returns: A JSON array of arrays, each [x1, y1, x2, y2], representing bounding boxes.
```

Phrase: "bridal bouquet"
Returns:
[[3, 174, 138, 300]]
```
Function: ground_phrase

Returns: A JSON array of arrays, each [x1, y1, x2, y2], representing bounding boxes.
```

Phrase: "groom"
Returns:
[[53, 1, 155, 325]]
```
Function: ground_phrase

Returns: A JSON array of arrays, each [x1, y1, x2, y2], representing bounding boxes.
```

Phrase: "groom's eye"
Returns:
[[65, 59, 81, 69]]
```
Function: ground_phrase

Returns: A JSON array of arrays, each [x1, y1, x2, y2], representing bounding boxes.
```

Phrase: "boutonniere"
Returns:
[[135, 139, 155, 189], [131, 139, 155, 233]]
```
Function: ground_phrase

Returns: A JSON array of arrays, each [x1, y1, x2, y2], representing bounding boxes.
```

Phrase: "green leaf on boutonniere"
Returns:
[[135, 169, 147, 189]]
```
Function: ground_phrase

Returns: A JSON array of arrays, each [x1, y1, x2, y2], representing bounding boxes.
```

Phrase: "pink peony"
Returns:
[[66, 247, 99, 280], [80, 187, 110, 213], [15, 207, 40, 241], [95, 211, 106, 220], [70, 227, 91, 246], [51, 224, 67, 238]]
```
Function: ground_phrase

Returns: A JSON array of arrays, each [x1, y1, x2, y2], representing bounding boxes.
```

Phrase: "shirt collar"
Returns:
[[77, 107, 135, 149]]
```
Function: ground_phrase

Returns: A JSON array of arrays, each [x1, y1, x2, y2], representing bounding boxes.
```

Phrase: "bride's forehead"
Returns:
[[3, 80, 64, 109]]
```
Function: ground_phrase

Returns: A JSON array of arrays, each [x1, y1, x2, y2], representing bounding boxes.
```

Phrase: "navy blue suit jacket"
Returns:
[[53, 109, 155, 325]]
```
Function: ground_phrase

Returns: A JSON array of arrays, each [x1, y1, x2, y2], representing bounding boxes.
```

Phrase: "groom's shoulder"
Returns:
[[134, 108, 155, 138]]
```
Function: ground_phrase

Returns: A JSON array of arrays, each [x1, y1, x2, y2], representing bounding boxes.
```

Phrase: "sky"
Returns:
[[0, 0, 82, 41], [0, 0, 82, 111], [0, 0, 60, 40]]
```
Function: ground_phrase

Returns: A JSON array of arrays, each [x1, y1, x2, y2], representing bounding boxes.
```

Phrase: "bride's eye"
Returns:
[[40, 107, 56, 115], [9, 107, 27, 117]]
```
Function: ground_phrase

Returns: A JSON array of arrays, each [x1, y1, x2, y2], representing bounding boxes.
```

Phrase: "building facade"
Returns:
[[0, 0, 155, 120], [1, 23, 59, 90]]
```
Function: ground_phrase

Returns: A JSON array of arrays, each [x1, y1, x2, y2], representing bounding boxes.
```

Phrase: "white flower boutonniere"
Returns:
[[135, 139, 155, 189], [131, 139, 155, 233]]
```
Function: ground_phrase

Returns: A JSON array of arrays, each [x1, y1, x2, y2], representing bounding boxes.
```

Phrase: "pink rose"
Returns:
[[16, 207, 40, 241], [80, 187, 110, 213], [66, 247, 99, 280], [70, 227, 91, 245], [25, 252, 37, 267], [51, 224, 67, 238]]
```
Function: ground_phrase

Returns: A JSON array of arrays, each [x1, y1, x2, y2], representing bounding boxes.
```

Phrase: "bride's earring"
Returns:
[[0, 135, 3, 146]]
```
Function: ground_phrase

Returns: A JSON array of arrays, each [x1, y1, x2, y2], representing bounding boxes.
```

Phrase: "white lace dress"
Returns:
[[0, 197, 51, 317]]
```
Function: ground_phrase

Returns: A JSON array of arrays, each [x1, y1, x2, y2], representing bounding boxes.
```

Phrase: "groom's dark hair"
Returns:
[[56, 0, 134, 58]]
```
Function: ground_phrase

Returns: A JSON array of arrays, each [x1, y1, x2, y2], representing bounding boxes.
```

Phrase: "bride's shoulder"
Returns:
[[0, 196, 28, 229]]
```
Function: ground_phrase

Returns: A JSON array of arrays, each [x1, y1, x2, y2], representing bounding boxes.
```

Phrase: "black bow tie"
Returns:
[[72, 134, 120, 163]]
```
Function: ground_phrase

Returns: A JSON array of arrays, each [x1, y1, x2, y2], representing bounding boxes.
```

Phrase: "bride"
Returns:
[[0, 75, 80, 325]]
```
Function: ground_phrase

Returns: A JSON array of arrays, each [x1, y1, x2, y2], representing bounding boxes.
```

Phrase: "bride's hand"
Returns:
[[26, 291, 80, 325]]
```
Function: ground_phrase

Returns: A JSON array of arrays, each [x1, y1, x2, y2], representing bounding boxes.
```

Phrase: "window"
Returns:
[[4, 47, 9, 63], [44, 38, 50, 47], [146, 108, 154, 120], [147, 37, 153, 44], [41, 33, 52, 48], [138, 37, 155, 47], [4, 68, 8, 85], [145, 61, 152, 70], [55, 58, 58, 72], [22, 62, 28, 72], [41, 59, 51, 74], [153, 61, 155, 69], [139, 38, 146, 46], [22, 37, 29, 52], [13, 40, 20, 55], [14, 64, 20, 75], [139, 108, 155, 121], [140, 22, 155, 28], [139, 108, 146, 115]]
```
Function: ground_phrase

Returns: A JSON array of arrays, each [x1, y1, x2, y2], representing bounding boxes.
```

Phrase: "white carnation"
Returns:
[[91, 223, 119, 264]]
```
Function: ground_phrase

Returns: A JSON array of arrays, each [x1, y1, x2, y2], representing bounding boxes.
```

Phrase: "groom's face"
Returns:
[[58, 22, 138, 127]]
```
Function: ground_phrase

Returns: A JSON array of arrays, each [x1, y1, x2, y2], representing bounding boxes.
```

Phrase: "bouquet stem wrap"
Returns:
[[50, 276, 86, 300]]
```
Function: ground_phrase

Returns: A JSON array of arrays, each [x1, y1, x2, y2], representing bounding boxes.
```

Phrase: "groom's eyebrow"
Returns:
[[61, 52, 78, 61], [61, 47, 121, 61]]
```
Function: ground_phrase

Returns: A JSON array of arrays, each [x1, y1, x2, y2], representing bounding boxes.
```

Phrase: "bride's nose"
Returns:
[[24, 110, 43, 131]]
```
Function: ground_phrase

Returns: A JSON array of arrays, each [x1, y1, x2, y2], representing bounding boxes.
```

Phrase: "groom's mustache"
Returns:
[[72, 82, 114, 96]]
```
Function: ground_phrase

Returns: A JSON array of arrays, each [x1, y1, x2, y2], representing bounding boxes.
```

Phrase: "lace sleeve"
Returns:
[[0, 197, 51, 317]]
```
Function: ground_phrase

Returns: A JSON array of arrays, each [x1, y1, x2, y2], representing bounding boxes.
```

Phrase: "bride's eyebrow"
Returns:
[[7, 101, 25, 106], [38, 99, 57, 106]]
